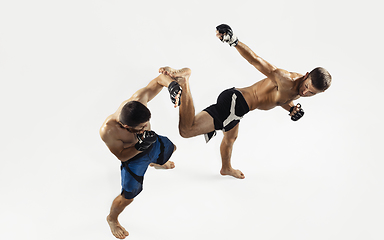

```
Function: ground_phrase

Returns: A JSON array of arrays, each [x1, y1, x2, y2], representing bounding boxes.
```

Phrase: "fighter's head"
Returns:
[[299, 67, 332, 97], [119, 101, 151, 133]]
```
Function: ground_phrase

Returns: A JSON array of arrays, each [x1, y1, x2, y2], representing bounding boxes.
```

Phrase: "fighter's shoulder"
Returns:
[[272, 68, 290, 77], [274, 69, 302, 82], [271, 68, 291, 85], [100, 117, 119, 141], [289, 71, 303, 79]]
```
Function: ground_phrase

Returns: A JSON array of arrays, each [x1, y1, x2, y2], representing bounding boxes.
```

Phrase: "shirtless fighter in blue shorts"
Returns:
[[159, 24, 332, 179], [100, 70, 182, 239]]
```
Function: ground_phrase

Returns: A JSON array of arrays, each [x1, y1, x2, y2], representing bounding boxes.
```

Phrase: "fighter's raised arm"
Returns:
[[128, 74, 182, 108], [216, 24, 282, 88]]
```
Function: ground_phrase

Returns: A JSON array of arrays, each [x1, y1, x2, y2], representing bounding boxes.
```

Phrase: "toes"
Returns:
[[115, 230, 123, 239], [113, 232, 123, 239], [118, 232, 126, 239]]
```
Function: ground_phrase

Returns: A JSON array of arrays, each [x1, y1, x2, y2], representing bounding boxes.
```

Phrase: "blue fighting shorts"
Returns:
[[120, 135, 174, 199]]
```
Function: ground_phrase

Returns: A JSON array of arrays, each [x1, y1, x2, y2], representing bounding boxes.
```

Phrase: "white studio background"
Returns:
[[0, 0, 383, 240]]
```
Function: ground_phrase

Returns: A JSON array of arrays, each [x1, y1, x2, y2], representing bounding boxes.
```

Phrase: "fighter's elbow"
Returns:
[[113, 153, 124, 161], [113, 151, 128, 162]]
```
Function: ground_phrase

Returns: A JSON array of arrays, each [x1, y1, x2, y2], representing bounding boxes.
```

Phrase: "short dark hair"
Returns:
[[119, 101, 151, 127], [309, 67, 332, 91]]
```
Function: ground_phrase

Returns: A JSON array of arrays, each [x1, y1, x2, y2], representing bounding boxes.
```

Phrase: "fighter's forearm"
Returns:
[[156, 74, 174, 88], [281, 102, 294, 112], [136, 74, 174, 103], [235, 41, 277, 77], [235, 41, 259, 64], [117, 147, 141, 162]]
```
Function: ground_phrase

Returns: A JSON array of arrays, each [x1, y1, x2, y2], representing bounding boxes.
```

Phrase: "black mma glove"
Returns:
[[135, 130, 158, 151], [216, 24, 239, 47], [289, 103, 305, 121], [168, 81, 182, 106]]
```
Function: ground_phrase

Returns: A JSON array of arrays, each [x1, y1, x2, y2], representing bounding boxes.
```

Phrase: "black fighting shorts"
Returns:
[[203, 87, 250, 142]]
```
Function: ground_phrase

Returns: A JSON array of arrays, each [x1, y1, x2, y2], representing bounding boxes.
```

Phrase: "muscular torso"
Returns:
[[238, 71, 302, 111]]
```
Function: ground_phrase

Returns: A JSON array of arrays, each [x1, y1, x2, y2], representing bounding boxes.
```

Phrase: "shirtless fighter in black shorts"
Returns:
[[159, 24, 331, 179]]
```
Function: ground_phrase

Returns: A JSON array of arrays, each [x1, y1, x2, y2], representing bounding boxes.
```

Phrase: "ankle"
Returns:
[[107, 215, 118, 223]]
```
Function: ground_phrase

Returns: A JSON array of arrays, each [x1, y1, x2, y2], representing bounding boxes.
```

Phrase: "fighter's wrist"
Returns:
[[289, 103, 304, 121], [168, 81, 182, 106]]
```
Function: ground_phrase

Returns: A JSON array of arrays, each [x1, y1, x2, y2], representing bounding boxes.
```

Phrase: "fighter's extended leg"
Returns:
[[220, 123, 245, 179], [107, 195, 133, 239], [161, 67, 195, 136], [159, 66, 215, 138]]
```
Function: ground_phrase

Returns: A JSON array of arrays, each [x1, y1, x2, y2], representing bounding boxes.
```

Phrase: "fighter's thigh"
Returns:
[[191, 111, 216, 136]]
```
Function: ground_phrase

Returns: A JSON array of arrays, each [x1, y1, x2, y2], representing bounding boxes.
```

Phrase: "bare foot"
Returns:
[[220, 168, 245, 179], [107, 216, 129, 239], [159, 66, 191, 85], [150, 161, 175, 169], [159, 67, 191, 107]]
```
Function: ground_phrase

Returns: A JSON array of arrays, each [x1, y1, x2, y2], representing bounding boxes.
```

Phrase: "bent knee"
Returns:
[[179, 128, 194, 138], [223, 136, 238, 145], [121, 195, 134, 204]]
